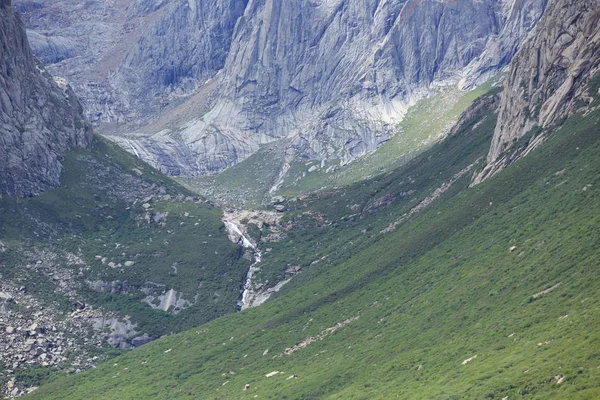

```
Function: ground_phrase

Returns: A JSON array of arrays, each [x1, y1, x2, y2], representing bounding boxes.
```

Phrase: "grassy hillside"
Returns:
[[0, 137, 249, 339], [237, 92, 499, 295], [28, 97, 600, 399]]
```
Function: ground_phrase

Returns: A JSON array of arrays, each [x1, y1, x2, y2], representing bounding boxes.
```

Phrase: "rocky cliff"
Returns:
[[474, 0, 600, 183], [13, 0, 174, 126], [17, 0, 548, 184], [115, 0, 248, 118], [113, 0, 549, 181], [0, 1, 92, 197]]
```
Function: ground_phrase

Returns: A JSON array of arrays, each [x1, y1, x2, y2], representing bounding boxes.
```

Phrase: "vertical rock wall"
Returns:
[[0, 4, 92, 197], [474, 0, 600, 183], [15, 0, 549, 181]]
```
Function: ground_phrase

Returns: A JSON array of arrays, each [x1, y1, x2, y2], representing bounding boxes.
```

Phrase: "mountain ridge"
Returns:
[[16, 0, 548, 189], [475, 0, 600, 183]]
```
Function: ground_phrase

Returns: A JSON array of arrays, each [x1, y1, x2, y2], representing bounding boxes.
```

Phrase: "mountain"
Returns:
[[21, 0, 600, 397], [475, 0, 600, 183], [0, 3, 251, 397], [16, 0, 549, 188], [13, 0, 173, 125], [0, 0, 92, 197], [2, 0, 599, 397], [26, 64, 600, 400]]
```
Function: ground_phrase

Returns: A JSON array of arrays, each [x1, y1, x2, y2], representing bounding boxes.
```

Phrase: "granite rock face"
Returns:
[[474, 0, 600, 183], [460, 0, 550, 89], [112, 0, 548, 180], [0, 1, 92, 197], [16, 0, 548, 181], [26, 31, 81, 65], [115, 0, 248, 117], [13, 0, 173, 126]]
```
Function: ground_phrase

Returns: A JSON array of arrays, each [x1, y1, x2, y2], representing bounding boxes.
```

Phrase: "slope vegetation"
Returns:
[[0, 137, 250, 394], [28, 93, 600, 399]]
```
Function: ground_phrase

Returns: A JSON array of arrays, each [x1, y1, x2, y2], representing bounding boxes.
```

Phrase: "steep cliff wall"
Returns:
[[17, 0, 548, 182], [110, 0, 548, 178], [202, 0, 506, 163], [14, 0, 172, 125], [0, 2, 92, 197], [115, 0, 248, 116], [474, 0, 600, 183]]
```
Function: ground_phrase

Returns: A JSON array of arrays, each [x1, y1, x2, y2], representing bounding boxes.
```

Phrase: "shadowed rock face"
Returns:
[[474, 0, 600, 183], [26, 31, 81, 65], [0, 3, 92, 197], [115, 0, 249, 116], [16, 0, 548, 181]]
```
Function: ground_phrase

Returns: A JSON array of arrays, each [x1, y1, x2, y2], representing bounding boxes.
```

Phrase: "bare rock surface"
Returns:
[[0, 1, 92, 197], [474, 0, 600, 183], [15, 0, 548, 185]]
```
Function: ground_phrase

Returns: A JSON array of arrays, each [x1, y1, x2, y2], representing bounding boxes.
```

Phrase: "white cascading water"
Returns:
[[223, 220, 261, 310]]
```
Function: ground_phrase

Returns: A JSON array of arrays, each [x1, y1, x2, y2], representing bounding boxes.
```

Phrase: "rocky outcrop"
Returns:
[[474, 0, 600, 183], [13, 0, 172, 126], [17, 0, 548, 183], [117, 0, 548, 180], [0, 2, 92, 197], [115, 0, 248, 117], [0, 281, 124, 398], [143, 288, 191, 314], [448, 91, 502, 137], [90, 316, 139, 348]]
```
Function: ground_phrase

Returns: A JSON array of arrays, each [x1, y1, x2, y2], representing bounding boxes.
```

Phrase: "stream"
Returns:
[[223, 220, 262, 310]]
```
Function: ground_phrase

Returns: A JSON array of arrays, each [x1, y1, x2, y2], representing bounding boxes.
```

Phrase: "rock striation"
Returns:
[[474, 0, 600, 183], [13, 0, 173, 126], [26, 31, 81, 65], [0, 1, 92, 197], [115, 0, 248, 118], [17, 0, 548, 183], [115, 0, 549, 180]]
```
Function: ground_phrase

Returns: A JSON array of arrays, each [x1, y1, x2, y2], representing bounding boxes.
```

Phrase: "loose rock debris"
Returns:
[[281, 316, 359, 356]]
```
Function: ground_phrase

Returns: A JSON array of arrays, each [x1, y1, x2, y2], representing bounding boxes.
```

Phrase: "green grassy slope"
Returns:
[[0, 137, 249, 338], [240, 92, 499, 293], [28, 104, 600, 399]]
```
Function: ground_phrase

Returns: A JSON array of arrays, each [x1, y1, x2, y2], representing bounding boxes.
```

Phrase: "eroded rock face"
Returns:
[[115, 0, 248, 117], [26, 31, 81, 65], [474, 0, 600, 183], [0, 2, 92, 197], [16, 0, 548, 181], [116, 0, 549, 179], [460, 0, 550, 89], [13, 0, 172, 126]]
